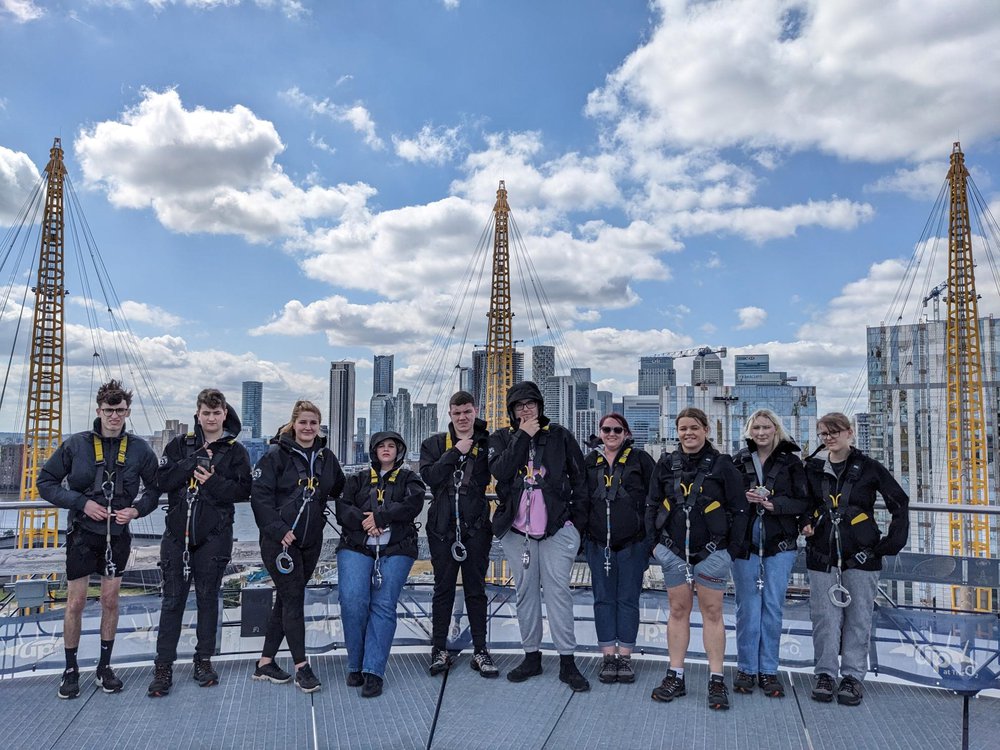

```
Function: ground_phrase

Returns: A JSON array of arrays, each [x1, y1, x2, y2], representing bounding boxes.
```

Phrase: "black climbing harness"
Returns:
[[518, 430, 549, 571], [819, 460, 864, 608], [445, 432, 480, 562], [595, 447, 631, 576], [276, 448, 324, 576], [92, 434, 128, 578], [742, 450, 784, 592], [368, 466, 401, 589], [662, 451, 717, 586], [182, 477, 199, 581]]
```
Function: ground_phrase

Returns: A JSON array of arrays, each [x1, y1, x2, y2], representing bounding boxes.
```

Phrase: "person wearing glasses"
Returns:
[[730, 409, 809, 698], [645, 407, 747, 710], [37, 380, 160, 699], [251, 400, 345, 694], [489, 381, 591, 692], [801, 412, 908, 707], [581, 413, 656, 685]]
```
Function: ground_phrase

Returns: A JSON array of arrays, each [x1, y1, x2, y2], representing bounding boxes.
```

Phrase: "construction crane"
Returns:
[[649, 346, 728, 360], [482, 181, 515, 436], [922, 280, 948, 322], [943, 142, 991, 611]]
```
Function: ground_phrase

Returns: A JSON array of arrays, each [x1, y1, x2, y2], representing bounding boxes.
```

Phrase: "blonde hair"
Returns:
[[743, 408, 791, 446], [279, 399, 322, 436]]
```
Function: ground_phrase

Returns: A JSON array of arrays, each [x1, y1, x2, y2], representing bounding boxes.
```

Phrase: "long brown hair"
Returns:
[[279, 399, 322, 436]]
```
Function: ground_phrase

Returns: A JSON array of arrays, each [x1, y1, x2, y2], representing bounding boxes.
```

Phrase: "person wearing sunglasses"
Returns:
[[800, 412, 908, 707], [730, 408, 809, 699], [581, 413, 656, 685], [37, 379, 160, 699]]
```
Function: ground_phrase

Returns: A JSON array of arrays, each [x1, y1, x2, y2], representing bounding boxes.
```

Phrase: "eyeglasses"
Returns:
[[601, 426, 624, 435], [512, 400, 537, 412], [100, 407, 128, 416], [818, 429, 842, 440]]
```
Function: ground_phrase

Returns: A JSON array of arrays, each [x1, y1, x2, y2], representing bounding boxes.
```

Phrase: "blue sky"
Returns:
[[1, 0, 999, 436]]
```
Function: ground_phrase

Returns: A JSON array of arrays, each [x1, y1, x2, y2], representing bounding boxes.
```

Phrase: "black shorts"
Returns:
[[66, 527, 131, 581]]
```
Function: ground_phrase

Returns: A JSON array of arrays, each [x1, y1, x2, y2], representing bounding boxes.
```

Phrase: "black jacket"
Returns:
[[37, 419, 160, 537], [583, 440, 656, 550], [251, 433, 345, 548], [489, 381, 588, 539], [645, 443, 748, 561], [731, 439, 810, 559], [157, 408, 252, 546], [420, 418, 491, 540], [803, 447, 909, 572], [337, 431, 425, 559]]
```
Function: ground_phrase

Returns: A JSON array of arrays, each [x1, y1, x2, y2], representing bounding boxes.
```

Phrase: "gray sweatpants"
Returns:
[[808, 567, 880, 681], [499, 524, 580, 654]]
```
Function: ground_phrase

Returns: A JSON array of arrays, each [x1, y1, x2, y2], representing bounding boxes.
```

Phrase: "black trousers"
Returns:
[[428, 523, 491, 651], [155, 529, 232, 663], [259, 535, 322, 665]]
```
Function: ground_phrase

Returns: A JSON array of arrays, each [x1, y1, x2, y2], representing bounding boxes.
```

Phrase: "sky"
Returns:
[[1, 0, 1000, 438]]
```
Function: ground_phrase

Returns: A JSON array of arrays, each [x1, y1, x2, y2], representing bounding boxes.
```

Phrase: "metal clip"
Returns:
[[372, 556, 383, 589], [829, 568, 851, 608], [104, 546, 117, 578], [603, 546, 612, 576], [182, 549, 191, 581], [703, 540, 718, 554], [276, 545, 294, 574], [854, 550, 869, 565], [521, 545, 531, 570], [451, 540, 468, 562], [684, 563, 694, 586]]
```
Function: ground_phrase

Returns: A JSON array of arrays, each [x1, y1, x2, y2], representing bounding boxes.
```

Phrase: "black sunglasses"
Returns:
[[601, 426, 624, 435]]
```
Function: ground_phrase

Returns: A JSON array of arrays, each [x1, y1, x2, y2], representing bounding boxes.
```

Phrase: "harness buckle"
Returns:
[[854, 550, 869, 566], [703, 540, 718, 555]]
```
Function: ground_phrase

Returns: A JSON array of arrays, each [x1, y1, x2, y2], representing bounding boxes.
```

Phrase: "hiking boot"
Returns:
[[429, 648, 452, 676], [470, 650, 500, 678], [193, 657, 218, 687], [650, 669, 686, 702], [559, 656, 591, 692], [95, 665, 123, 694], [616, 655, 636, 684], [147, 663, 173, 697], [598, 654, 619, 684], [58, 668, 80, 699], [253, 660, 291, 684], [707, 675, 730, 710], [758, 673, 785, 698], [361, 673, 383, 698], [836, 675, 863, 706], [346, 671, 364, 687], [733, 669, 756, 694], [811, 673, 835, 703], [295, 664, 321, 693], [506, 651, 543, 683]]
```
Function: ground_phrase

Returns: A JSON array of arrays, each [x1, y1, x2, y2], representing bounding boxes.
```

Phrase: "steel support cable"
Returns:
[[510, 235, 540, 345], [0, 177, 44, 276], [967, 177, 1000, 301]]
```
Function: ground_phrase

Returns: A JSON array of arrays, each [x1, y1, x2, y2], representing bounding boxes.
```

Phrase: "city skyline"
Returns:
[[1, 2, 999, 435]]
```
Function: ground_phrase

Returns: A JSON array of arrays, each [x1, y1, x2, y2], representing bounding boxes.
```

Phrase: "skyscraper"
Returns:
[[458, 366, 474, 395], [532, 345, 555, 383], [241, 381, 263, 439], [370, 394, 395, 435], [638, 356, 676, 396], [597, 390, 613, 417], [328, 361, 355, 461], [412, 403, 439, 456], [513, 349, 525, 386], [373, 354, 394, 395], [691, 353, 724, 386], [472, 349, 487, 408], [395, 387, 412, 450], [544, 375, 576, 432]]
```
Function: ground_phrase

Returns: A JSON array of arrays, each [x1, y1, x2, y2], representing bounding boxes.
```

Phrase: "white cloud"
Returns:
[[308, 132, 336, 155], [0, 146, 41, 225], [441, 0, 459, 9], [0, 0, 44, 22], [119, 300, 184, 328], [393, 124, 462, 165], [142, 0, 306, 18], [74, 88, 375, 242], [736, 305, 768, 330], [282, 86, 385, 151], [864, 159, 986, 201]]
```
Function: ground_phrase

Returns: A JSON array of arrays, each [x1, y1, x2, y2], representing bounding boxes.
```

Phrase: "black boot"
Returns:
[[506, 651, 543, 683], [558, 655, 590, 693]]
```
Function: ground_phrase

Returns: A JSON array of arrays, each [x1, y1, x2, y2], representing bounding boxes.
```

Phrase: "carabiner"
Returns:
[[276, 545, 294, 574], [451, 540, 468, 562]]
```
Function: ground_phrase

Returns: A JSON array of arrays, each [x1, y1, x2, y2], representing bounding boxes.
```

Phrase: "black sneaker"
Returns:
[[707, 675, 730, 710], [361, 673, 383, 698], [58, 668, 80, 699], [253, 660, 291, 684], [506, 651, 543, 683], [650, 669, 686, 702], [558, 656, 591, 693], [616, 655, 636, 684], [429, 648, 452, 676], [95, 665, 123, 694], [758, 673, 785, 698], [147, 663, 173, 697], [733, 669, 756, 694], [811, 673, 835, 703], [346, 671, 364, 687], [470, 651, 500, 678], [193, 657, 218, 687], [598, 654, 619, 684], [836, 675, 863, 706], [295, 664, 321, 693]]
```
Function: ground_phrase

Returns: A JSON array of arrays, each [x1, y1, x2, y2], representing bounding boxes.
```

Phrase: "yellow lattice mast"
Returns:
[[483, 181, 514, 433], [944, 142, 991, 611], [17, 138, 67, 551]]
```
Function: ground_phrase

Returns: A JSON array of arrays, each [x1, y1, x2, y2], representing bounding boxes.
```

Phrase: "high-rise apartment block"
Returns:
[[241, 380, 263, 439], [328, 361, 355, 462], [373, 354, 394, 396], [532, 345, 555, 384]]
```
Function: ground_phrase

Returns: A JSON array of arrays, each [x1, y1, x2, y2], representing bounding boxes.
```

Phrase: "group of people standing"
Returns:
[[38, 378, 908, 710]]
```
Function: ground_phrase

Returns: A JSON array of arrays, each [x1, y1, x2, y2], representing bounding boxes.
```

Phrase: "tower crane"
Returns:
[[649, 346, 728, 360]]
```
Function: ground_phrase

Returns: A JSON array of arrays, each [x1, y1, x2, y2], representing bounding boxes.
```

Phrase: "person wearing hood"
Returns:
[[251, 400, 345, 694], [489, 381, 591, 693], [337, 430, 425, 698], [729, 409, 809, 699], [419, 391, 498, 678], [147, 388, 252, 697], [37, 379, 160, 699], [582, 413, 656, 685], [801, 412, 908, 707]]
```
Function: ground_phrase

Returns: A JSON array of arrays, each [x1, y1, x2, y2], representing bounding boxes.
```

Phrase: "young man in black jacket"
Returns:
[[37, 380, 160, 699], [147, 388, 252, 697], [419, 391, 499, 678]]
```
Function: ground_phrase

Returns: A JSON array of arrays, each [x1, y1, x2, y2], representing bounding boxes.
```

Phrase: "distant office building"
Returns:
[[457, 366, 474, 396], [472, 349, 487, 409], [513, 349, 525, 386], [328, 361, 355, 461], [241, 381, 263, 439], [532, 345, 555, 384], [150, 419, 189, 457], [853, 412, 872, 454], [544, 375, 576, 432], [571, 368, 597, 412], [241, 438, 269, 467], [0, 442, 25, 493], [373, 354, 394, 396], [355, 417, 368, 465], [412, 403, 439, 456], [574, 409, 599, 450], [395, 388, 412, 450], [691, 353, 724, 387], [639, 356, 676, 396], [370, 394, 395, 435], [623, 395, 660, 448], [597, 390, 613, 417]]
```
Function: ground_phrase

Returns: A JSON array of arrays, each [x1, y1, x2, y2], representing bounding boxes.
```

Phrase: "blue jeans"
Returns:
[[584, 539, 649, 648], [337, 549, 414, 679], [731, 550, 796, 674]]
